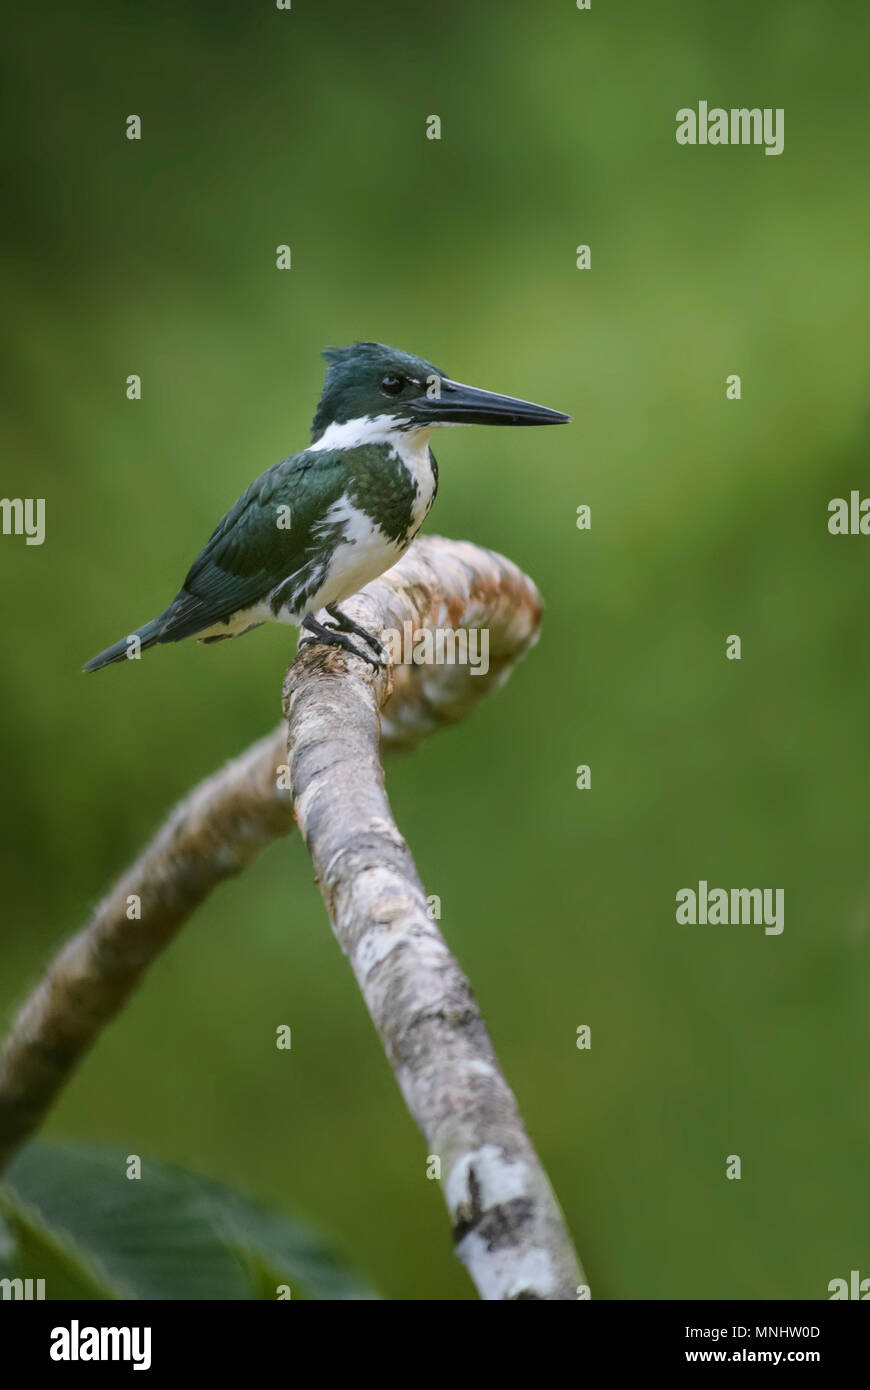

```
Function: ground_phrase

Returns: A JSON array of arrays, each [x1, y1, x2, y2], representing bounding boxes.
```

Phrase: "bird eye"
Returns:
[[380, 374, 405, 396]]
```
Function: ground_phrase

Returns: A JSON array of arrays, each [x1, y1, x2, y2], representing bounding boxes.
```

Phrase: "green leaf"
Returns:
[[0, 1141, 377, 1301]]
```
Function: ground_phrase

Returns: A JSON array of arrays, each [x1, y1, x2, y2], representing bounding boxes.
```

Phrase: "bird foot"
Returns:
[[299, 613, 384, 671], [324, 604, 387, 660]]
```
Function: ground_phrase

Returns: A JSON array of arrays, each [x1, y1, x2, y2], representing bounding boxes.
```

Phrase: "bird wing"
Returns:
[[157, 448, 350, 642]]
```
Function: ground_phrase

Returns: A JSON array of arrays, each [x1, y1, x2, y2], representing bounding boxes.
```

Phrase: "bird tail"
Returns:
[[82, 616, 166, 673]]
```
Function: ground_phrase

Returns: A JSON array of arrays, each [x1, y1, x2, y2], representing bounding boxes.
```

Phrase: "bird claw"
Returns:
[[324, 605, 387, 660], [298, 626, 384, 672]]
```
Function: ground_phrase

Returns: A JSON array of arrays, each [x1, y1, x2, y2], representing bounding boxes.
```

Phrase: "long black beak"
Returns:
[[411, 378, 570, 426]]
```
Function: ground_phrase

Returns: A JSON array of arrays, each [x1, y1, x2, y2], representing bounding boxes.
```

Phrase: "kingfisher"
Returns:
[[84, 341, 569, 672]]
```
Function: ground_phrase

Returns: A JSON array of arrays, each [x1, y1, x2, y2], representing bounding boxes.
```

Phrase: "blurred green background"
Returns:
[[2, 0, 869, 1299]]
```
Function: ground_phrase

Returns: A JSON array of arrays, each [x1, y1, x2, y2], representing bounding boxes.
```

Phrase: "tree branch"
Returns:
[[284, 541, 585, 1299], [0, 536, 585, 1299]]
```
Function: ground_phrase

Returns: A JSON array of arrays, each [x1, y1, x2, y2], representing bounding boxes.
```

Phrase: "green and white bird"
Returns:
[[84, 341, 569, 672]]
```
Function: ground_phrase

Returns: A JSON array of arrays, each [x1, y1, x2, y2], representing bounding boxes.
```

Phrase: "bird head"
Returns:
[[311, 341, 570, 444]]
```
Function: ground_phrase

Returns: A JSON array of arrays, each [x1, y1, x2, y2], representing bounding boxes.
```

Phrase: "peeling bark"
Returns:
[[284, 541, 585, 1299]]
